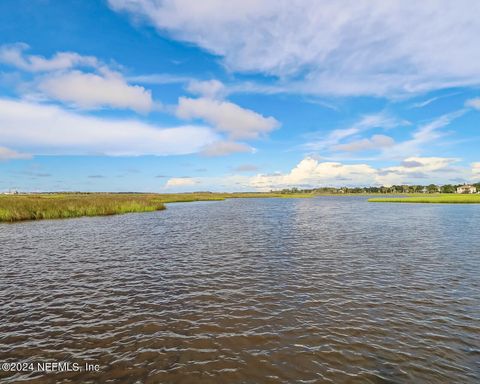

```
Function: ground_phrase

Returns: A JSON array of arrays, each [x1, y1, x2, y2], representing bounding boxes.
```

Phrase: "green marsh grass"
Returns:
[[0, 192, 313, 222], [368, 194, 480, 204]]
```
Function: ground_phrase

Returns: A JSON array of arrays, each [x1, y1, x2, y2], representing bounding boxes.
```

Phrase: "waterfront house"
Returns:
[[456, 184, 477, 194]]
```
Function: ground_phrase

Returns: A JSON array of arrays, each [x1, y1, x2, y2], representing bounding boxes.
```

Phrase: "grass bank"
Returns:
[[0, 192, 313, 222], [368, 194, 480, 204]]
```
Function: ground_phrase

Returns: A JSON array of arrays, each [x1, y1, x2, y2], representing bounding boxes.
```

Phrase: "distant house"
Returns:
[[456, 184, 477, 194], [3, 190, 18, 195]]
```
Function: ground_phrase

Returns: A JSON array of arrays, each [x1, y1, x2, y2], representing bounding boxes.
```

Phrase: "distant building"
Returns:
[[456, 184, 477, 194], [3, 190, 18, 195]]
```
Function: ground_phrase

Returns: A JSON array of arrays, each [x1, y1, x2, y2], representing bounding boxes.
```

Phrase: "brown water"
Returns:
[[1, 196, 479, 383]]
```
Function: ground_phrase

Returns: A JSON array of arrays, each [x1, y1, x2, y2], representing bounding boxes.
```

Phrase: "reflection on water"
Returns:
[[1, 197, 479, 383]]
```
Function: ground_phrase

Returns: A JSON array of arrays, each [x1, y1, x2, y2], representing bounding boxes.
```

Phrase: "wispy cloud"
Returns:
[[465, 98, 480, 110], [334, 135, 395, 152], [304, 112, 407, 151], [232, 164, 259, 172], [0, 146, 31, 161], [0, 43, 99, 72], [109, 0, 480, 97], [472, 163, 480, 180], [126, 73, 193, 85], [200, 141, 254, 157], [380, 109, 467, 159]]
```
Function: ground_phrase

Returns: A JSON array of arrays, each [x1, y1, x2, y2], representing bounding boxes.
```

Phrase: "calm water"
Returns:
[[1, 196, 479, 383]]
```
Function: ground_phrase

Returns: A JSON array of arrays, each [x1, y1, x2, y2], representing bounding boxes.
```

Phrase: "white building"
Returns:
[[456, 184, 477, 194]]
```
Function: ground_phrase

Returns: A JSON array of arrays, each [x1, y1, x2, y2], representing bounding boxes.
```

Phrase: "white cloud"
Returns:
[[381, 110, 466, 159], [250, 157, 378, 189], [109, 0, 480, 97], [465, 98, 480, 110], [187, 79, 225, 99], [165, 177, 197, 188], [201, 141, 254, 156], [383, 156, 458, 174], [410, 92, 459, 109], [305, 112, 407, 151], [0, 43, 98, 72], [249, 156, 466, 189], [311, 110, 466, 161], [1, 43, 154, 112], [376, 157, 461, 185], [0, 146, 31, 160], [334, 134, 395, 152], [0, 98, 218, 156], [472, 163, 480, 180], [411, 96, 442, 109], [38, 70, 153, 113], [176, 96, 279, 139]]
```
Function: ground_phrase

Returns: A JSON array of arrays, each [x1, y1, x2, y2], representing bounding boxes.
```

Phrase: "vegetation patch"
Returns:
[[0, 192, 313, 222], [368, 194, 480, 204]]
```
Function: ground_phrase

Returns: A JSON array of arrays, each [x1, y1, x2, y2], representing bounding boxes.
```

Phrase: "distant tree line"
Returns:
[[274, 183, 480, 194]]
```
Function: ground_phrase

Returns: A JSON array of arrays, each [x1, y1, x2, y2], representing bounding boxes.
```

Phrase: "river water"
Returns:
[[1, 196, 479, 383]]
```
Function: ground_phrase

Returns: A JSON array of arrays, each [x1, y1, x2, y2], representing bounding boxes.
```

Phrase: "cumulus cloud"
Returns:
[[0, 43, 98, 72], [250, 157, 377, 189], [38, 70, 153, 112], [401, 160, 423, 168], [334, 135, 395, 152], [186, 79, 226, 99], [201, 141, 254, 156], [176, 96, 279, 139], [165, 177, 197, 188], [0, 146, 31, 161], [109, 0, 480, 96], [0, 98, 217, 156], [249, 156, 465, 189], [376, 157, 460, 185], [0, 43, 154, 112]]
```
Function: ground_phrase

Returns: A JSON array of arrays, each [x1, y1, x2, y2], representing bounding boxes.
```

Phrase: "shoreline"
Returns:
[[0, 192, 313, 223], [369, 194, 480, 204], [3, 192, 480, 223]]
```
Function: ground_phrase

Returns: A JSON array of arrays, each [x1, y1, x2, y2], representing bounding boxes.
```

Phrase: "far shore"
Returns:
[[0, 192, 313, 223], [2, 192, 480, 223], [368, 194, 480, 204]]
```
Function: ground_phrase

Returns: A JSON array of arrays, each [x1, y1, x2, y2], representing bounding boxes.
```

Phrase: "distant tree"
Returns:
[[410, 185, 420, 193], [440, 184, 455, 193], [427, 184, 439, 193]]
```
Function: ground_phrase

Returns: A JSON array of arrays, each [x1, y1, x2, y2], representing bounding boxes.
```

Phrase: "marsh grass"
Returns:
[[368, 194, 480, 204], [0, 194, 167, 222], [0, 192, 313, 222]]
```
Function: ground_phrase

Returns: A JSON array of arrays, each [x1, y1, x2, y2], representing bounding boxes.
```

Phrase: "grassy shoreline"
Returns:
[[0, 192, 313, 223], [4, 192, 478, 222], [368, 194, 480, 204]]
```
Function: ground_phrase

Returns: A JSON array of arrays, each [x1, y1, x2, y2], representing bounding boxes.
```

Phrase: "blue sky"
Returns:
[[0, 0, 479, 192]]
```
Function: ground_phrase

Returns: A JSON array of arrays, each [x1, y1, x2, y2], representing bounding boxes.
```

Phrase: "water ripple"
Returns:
[[1, 197, 479, 383]]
